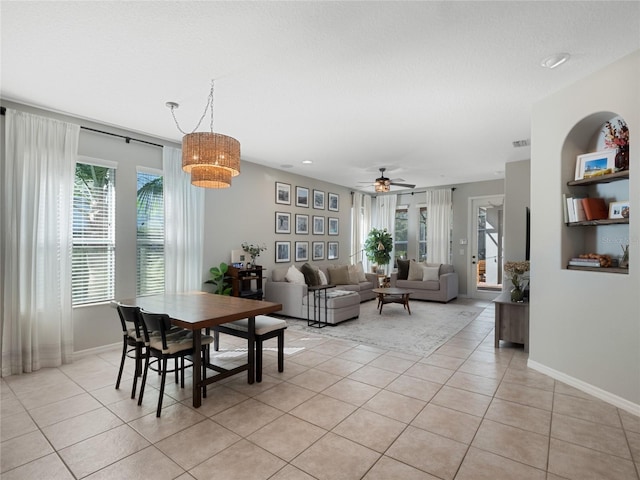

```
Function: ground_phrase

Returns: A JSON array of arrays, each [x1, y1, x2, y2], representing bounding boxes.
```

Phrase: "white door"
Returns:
[[468, 195, 504, 299]]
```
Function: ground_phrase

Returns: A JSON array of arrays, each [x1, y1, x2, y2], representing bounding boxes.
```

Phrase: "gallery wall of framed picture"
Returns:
[[273, 181, 342, 263]]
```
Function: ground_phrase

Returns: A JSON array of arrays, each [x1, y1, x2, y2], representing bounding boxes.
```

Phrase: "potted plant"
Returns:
[[241, 242, 267, 267], [206, 262, 232, 295], [364, 228, 393, 273]]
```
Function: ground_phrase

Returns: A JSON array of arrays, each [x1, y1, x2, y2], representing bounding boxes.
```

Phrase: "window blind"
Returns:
[[136, 171, 164, 296]]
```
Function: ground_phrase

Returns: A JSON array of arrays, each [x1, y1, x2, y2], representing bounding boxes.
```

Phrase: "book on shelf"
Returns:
[[568, 258, 601, 267], [564, 194, 588, 223], [581, 197, 608, 221]]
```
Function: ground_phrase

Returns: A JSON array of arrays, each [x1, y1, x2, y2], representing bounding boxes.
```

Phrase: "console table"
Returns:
[[493, 292, 529, 352]]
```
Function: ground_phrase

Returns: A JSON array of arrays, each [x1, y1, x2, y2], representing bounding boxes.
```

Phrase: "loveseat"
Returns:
[[264, 262, 377, 320], [389, 260, 458, 303]]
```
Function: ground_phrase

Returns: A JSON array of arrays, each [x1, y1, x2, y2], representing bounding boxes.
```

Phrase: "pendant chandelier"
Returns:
[[166, 80, 240, 188]]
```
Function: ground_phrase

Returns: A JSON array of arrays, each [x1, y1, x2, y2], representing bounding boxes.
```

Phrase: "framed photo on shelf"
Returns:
[[295, 214, 309, 234], [609, 200, 630, 219], [312, 215, 325, 235], [328, 217, 339, 235], [295, 186, 309, 208], [275, 212, 291, 234], [313, 189, 325, 210], [328, 192, 339, 212], [574, 150, 616, 181], [275, 241, 290, 263], [327, 241, 339, 260], [295, 241, 309, 262], [275, 182, 291, 205], [312, 241, 324, 261]]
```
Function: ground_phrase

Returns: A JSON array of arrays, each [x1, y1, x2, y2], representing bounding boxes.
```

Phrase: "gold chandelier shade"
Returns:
[[181, 132, 241, 176], [191, 164, 232, 188]]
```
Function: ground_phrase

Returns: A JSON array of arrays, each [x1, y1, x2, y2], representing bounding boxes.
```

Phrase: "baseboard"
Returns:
[[528, 359, 640, 416], [74, 342, 120, 360]]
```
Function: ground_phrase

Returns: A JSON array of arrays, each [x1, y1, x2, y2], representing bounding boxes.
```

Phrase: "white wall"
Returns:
[[530, 51, 640, 409], [504, 159, 531, 265]]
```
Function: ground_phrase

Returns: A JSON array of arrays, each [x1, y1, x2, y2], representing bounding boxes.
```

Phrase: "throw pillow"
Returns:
[[348, 264, 362, 284], [422, 265, 440, 282], [300, 263, 320, 286], [407, 260, 424, 281], [285, 265, 305, 285], [355, 262, 367, 282], [328, 265, 352, 285], [318, 269, 328, 285], [397, 259, 410, 280]]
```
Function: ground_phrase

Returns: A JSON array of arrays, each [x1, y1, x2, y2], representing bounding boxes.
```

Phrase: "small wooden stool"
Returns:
[[213, 315, 287, 382]]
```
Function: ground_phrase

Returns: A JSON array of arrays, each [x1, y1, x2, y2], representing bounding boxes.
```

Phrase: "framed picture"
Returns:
[[295, 241, 309, 262], [295, 214, 309, 234], [328, 192, 339, 212], [275, 241, 290, 263], [609, 200, 630, 219], [313, 189, 325, 210], [312, 215, 325, 235], [275, 182, 291, 205], [296, 186, 309, 208], [328, 217, 339, 235], [312, 241, 325, 261], [574, 150, 616, 181], [275, 212, 291, 234], [327, 241, 339, 260]]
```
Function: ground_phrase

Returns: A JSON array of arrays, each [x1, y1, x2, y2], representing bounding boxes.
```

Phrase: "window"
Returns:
[[136, 170, 164, 296], [419, 206, 427, 261], [394, 206, 408, 264], [72, 163, 116, 305]]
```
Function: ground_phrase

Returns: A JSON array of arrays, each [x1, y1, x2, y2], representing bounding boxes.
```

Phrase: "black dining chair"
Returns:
[[138, 310, 213, 417], [115, 303, 145, 399]]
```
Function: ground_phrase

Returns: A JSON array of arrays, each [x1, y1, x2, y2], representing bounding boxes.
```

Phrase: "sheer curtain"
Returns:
[[373, 194, 397, 274], [350, 192, 372, 269], [163, 146, 205, 293], [2, 109, 79, 375], [426, 189, 452, 264]]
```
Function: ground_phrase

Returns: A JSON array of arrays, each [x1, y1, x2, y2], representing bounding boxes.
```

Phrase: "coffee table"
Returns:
[[372, 288, 414, 315]]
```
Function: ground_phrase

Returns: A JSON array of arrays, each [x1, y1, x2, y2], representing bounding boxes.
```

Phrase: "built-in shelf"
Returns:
[[566, 217, 629, 227], [567, 170, 628, 186], [566, 265, 629, 274]]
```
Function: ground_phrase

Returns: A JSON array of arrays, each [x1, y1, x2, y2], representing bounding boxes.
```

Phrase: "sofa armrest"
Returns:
[[264, 281, 307, 318], [439, 272, 459, 301], [364, 272, 377, 288], [389, 272, 398, 288]]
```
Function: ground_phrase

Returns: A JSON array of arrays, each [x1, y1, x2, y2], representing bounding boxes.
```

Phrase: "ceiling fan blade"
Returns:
[[389, 182, 415, 188]]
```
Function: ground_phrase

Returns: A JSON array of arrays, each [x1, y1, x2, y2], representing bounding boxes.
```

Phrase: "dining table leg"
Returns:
[[248, 316, 255, 384], [192, 330, 202, 408]]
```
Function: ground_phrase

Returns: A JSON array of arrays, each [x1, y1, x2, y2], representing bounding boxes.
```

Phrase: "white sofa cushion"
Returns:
[[285, 265, 305, 284], [318, 269, 328, 285], [422, 265, 440, 282], [408, 260, 424, 281]]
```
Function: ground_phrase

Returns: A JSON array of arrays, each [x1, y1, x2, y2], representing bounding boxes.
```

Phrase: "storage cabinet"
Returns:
[[226, 266, 264, 300]]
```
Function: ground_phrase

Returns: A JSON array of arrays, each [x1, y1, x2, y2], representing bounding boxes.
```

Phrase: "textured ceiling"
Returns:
[[2, 1, 639, 191]]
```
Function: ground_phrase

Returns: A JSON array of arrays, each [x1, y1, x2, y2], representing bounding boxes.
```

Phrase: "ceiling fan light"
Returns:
[[374, 182, 390, 193]]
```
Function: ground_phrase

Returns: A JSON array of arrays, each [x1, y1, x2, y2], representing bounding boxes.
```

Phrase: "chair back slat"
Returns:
[[140, 311, 172, 349]]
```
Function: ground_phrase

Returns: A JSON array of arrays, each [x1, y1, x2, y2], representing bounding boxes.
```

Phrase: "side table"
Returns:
[[307, 284, 335, 328], [493, 292, 529, 352]]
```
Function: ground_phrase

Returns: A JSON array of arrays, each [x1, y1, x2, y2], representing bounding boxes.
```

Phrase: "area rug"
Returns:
[[282, 299, 484, 357]]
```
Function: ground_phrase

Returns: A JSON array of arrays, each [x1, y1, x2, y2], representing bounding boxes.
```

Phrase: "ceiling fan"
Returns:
[[361, 167, 416, 192]]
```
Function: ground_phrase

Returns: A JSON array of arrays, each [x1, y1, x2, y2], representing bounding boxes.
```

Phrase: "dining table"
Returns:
[[117, 291, 282, 408]]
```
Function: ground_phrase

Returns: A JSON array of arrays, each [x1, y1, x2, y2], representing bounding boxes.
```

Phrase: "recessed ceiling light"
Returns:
[[302, 160, 313, 165], [541, 53, 570, 69]]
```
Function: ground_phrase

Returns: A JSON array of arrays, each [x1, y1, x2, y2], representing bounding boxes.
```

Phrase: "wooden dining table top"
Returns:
[[117, 291, 283, 330]]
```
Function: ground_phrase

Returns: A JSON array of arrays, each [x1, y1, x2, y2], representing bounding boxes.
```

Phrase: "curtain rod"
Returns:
[[1, 106, 164, 148], [351, 187, 456, 197]]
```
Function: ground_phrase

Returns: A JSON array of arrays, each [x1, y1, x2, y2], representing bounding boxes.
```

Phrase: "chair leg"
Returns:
[[202, 347, 207, 398], [131, 343, 142, 399], [157, 358, 168, 417], [180, 356, 185, 388], [116, 339, 127, 389], [277, 331, 284, 373], [214, 329, 220, 351], [256, 338, 263, 383], [137, 351, 150, 406]]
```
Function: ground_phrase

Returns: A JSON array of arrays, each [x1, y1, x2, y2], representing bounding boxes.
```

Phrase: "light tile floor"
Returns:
[[2, 300, 639, 479]]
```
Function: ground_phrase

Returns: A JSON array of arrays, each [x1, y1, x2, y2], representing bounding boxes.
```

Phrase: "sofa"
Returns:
[[264, 262, 377, 321], [389, 259, 458, 303]]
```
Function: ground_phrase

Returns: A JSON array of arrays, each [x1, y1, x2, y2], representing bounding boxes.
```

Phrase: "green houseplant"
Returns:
[[206, 262, 232, 295], [364, 228, 393, 271]]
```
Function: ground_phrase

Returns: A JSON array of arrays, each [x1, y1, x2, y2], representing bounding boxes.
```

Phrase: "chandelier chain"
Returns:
[[168, 80, 215, 135]]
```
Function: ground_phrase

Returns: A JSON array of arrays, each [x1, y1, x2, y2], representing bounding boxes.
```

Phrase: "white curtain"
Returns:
[[426, 189, 452, 264], [163, 147, 205, 293], [373, 194, 397, 274], [2, 109, 79, 375], [350, 192, 372, 269]]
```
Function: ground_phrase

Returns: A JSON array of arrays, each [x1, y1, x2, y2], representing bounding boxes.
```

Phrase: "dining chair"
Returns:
[[138, 310, 213, 417], [115, 303, 145, 399], [213, 315, 287, 382]]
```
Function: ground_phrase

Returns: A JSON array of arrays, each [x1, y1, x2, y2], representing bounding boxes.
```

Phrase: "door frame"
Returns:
[[467, 194, 504, 300]]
